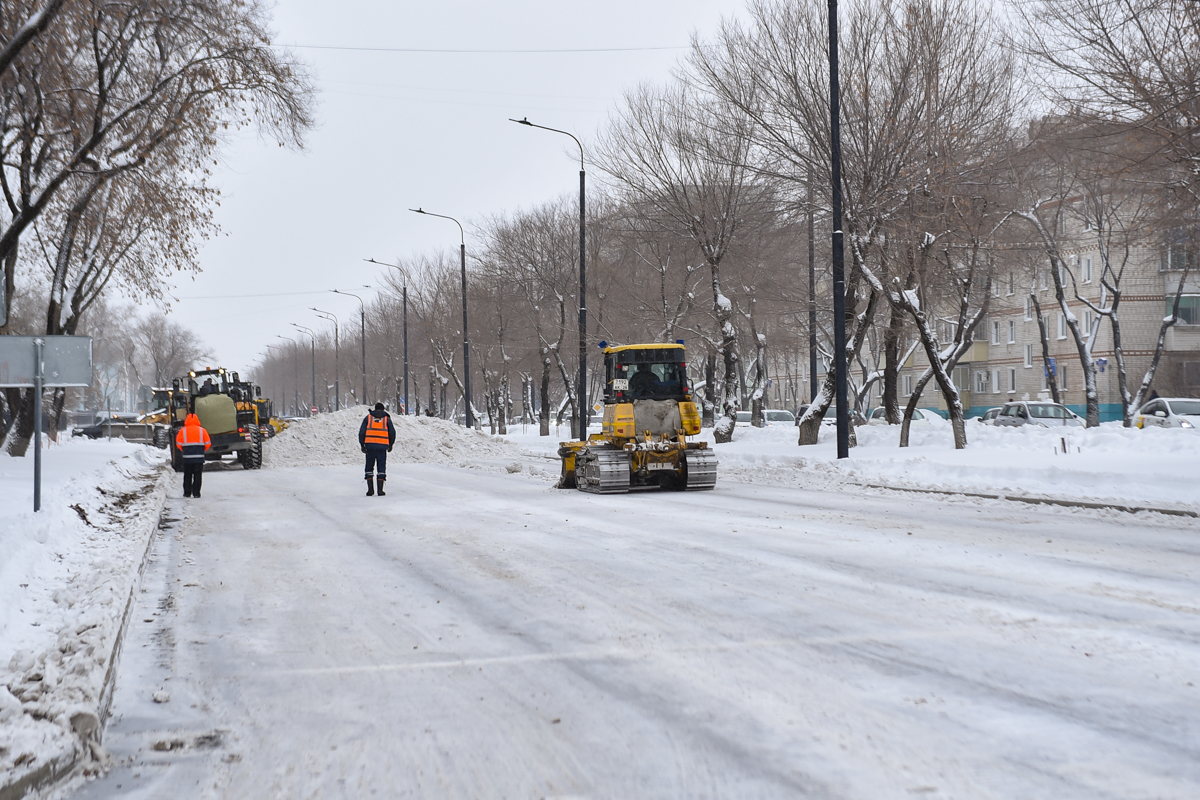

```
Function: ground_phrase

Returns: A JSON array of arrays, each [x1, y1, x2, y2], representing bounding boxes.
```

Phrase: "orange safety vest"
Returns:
[[175, 415, 211, 462], [364, 414, 390, 446]]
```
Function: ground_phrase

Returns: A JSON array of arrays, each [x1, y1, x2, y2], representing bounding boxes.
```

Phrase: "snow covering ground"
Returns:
[[499, 416, 1200, 513], [1, 438, 169, 790], [56, 451, 1200, 799], [4, 410, 1199, 797]]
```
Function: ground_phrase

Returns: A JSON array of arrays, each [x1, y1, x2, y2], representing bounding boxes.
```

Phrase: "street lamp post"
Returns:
[[265, 344, 285, 409], [278, 335, 298, 415], [409, 209, 472, 428], [333, 289, 367, 405], [366, 259, 410, 416], [828, 0, 850, 459], [291, 323, 318, 415], [312, 308, 340, 411], [511, 117, 587, 441]]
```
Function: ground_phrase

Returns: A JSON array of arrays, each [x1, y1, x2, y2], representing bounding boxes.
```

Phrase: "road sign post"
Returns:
[[0, 336, 93, 512]]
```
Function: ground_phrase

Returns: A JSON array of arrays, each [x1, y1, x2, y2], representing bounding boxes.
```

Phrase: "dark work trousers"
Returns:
[[364, 447, 388, 480], [182, 462, 204, 496]]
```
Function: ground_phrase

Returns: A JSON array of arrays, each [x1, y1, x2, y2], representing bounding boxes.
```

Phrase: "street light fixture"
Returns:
[[510, 116, 587, 441], [291, 323, 318, 415], [312, 308, 340, 411], [332, 288, 367, 405], [366, 258, 410, 416], [409, 208, 473, 428]]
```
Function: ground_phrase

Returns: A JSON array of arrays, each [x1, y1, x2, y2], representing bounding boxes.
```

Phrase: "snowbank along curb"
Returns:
[[1, 449, 171, 799]]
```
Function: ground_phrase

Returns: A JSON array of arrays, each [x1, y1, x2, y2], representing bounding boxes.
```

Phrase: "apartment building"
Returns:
[[896, 240, 1200, 421]]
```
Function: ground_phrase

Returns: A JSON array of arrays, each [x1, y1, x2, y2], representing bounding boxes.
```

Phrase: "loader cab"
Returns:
[[603, 344, 692, 404]]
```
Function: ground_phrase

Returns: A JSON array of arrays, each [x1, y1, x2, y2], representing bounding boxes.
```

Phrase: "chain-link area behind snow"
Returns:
[[265, 408, 529, 470]]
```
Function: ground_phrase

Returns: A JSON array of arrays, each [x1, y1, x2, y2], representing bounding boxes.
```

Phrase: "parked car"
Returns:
[[993, 401, 1083, 428], [764, 409, 796, 426], [972, 407, 1002, 425], [865, 407, 932, 426], [1135, 397, 1199, 429], [821, 407, 867, 427]]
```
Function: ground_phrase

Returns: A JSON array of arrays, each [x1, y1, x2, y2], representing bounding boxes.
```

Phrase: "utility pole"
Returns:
[[510, 117, 588, 441], [292, 324, 317, 414], [409, 210, 472, 428], [829, 0, 850, 459]]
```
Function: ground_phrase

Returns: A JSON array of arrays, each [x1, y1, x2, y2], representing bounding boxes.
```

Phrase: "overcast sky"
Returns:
[[165, 0, 746, 374]]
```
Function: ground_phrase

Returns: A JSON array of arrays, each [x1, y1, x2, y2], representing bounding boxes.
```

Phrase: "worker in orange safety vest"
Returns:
[[175, 413, 211, 498], [358, 402, 396, 496]]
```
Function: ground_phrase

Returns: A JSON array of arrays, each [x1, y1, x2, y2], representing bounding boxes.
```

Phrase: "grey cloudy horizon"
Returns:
[[162, 0, 747, 378]]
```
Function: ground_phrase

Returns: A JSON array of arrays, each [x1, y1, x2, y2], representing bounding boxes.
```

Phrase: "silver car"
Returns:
[[1135, 397, 1200, 430], [994, 401, 1084, 428]]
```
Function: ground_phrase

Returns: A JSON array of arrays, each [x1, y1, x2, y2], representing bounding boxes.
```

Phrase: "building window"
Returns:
[[1060, 365, 1069, 391], [991, 369, 1000, 393], [1083, 310, 1093, 338], [1162, 241, 1190, 272], [1007, 272, 1015, 296], [1168, 295, 1200, 325], [1024, 296, 1033, 320], [976, 371, 988, 394], [992, 321, 1001, 345], [1008, 368, 1016, 393], [1057, 313, 1068, 339], [1083, 257, 1093, 283], [903, 374, 913, 396], [1007, 320, 1016, 344], [1025, 344, 1033, 368]]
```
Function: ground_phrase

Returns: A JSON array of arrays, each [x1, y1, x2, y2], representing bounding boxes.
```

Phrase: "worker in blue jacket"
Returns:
[[358, 402, 396, 496]]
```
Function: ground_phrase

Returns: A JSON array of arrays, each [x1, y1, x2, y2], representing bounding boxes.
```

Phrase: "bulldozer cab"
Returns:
[[604, 344, 690, 403]]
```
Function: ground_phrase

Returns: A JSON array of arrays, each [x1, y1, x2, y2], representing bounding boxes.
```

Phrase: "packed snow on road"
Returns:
[[2, 409, 1198, 798]]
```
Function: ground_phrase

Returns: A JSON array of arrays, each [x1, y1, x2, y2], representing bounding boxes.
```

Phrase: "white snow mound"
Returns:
[[266, 408, 524, 469]]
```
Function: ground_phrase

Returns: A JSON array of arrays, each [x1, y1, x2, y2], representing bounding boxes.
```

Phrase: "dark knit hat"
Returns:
[[374, 402, 385, 411]]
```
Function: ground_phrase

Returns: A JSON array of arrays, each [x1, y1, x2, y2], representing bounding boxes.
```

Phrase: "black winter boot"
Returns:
[[366, 478, 374, 496], [376, 477, 386, 496]]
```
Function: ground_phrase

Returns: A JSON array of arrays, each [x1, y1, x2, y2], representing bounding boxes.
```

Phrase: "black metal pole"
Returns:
[[310, 339, 316, 414], [33, 337, 43, 512], [334, 323, 340, 411], [578, 167, 587, 441], [360, 307, 366, 405], [458, 241, 472, 429], [808, 173, 818, 405], [829, 0, 850, 459], [403, 285, 409, 415]]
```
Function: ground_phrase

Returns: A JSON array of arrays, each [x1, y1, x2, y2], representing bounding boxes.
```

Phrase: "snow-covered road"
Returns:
[[66, 462, 1198, 799]]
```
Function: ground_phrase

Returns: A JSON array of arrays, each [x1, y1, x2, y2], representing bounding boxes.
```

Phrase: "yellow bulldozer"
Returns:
[[558, 341, 716, 493]]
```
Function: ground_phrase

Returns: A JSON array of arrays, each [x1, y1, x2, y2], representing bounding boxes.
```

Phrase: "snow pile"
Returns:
[[265, 408, 526, 470], [704, 421, 1200, 512], [1, 441, 169, 788], [500, 420, 1200, 511]]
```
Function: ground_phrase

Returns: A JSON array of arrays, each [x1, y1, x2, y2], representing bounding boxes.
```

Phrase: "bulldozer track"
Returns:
[[577, 447, 631, 494], [683, 449, 717, 491]]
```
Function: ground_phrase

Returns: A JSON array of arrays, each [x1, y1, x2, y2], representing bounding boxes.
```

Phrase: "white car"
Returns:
[[1135, 397, 1200, 430], [734, 409, 797, 428], [973, 407, 1002, 425], [865, 407, 932, 426]]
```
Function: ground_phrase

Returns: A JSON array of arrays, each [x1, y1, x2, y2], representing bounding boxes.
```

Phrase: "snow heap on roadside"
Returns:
[[1, 443, 169, 785], [265, 407, 525, 469]]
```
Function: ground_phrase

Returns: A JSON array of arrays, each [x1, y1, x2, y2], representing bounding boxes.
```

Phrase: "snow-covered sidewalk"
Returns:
[[1, 439, 169, 794], [500, 418, 1200, 513]]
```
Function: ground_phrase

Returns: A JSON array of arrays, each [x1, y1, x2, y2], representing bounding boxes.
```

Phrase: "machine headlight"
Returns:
[[1181, 420, 1194, 429]]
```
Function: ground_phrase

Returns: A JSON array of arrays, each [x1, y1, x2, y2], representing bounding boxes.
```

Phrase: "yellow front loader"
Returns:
[[558, 342, 716, 494]]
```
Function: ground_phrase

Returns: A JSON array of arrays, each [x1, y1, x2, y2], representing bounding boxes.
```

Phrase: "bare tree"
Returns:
[[595, 80, 760, 443]]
